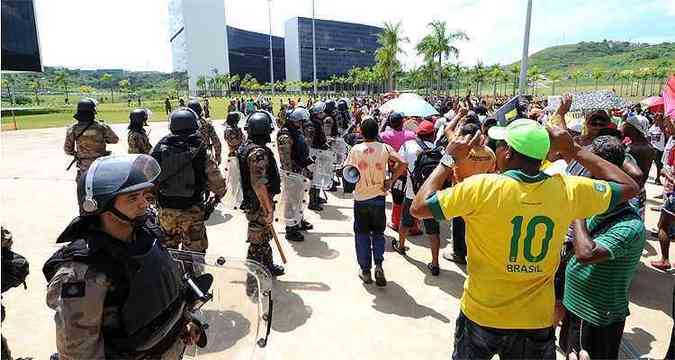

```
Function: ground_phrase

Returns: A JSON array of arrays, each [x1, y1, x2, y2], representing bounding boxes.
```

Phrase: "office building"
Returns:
[[227, 26, 285, 83]]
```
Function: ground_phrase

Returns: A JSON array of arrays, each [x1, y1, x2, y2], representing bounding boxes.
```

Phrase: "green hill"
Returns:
[[516, 40, 675, 73]]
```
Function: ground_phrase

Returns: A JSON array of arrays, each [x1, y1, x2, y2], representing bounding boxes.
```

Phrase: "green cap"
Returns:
[[487, 118, 550, 160]]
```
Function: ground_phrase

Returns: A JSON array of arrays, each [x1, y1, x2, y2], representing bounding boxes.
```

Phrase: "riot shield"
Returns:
[[310, 149, 336, 190], [275, 170, 310, 227], [330, 137, 348, 166], [221, 157, 244, 210], [170, 250, 273, 360]]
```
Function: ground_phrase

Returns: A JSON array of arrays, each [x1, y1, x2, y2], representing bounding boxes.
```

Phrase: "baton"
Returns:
[[268, 224, 287, 264], [66, 157, 77, 171]]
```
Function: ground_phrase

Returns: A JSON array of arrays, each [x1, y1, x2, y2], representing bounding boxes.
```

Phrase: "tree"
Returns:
[[618, 70, 632, 96], [118, 79, 130, 98], [548, 71, 562, 95], [471, 62, 486, 95], [527, 65, 542, 95], [590, 69, 604, 90], [230, 74, 241, 92], [416, 21, 468, 91], [570, 70, 584, 92], [196, 75, 208, 95], [375, 21, 409, 92], [509, 64, 520, 96], [79, 85, 95, 94], [30, 78, 42, 105], [489, 65, 505, 97], [605, 69, 618, 92], [53, 69, 71, 103], [100, 73, 114, 102]]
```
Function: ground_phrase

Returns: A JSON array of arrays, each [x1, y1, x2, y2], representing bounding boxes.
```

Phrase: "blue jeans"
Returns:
[[353, 196, 386, 271]]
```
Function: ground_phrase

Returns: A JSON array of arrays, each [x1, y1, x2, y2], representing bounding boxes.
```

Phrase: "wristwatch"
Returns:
[[440, 153, 456, 168]]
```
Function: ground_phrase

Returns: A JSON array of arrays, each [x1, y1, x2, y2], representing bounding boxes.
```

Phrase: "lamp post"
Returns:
[[267, 0, 274, 95], [312, 0, 317, 95], [518, 0, 532, 95]]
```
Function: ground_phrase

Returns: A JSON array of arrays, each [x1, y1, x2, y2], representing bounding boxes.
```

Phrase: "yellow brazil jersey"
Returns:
[[426, 170, 620, 329]]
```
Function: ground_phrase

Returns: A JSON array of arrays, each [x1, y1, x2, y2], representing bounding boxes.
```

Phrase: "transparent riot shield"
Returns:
[[330, 137, 348, 166], [170, 250, 273, 360], [222, 157, 244, 210], [275, 170, 310, 227], [310, 149, 336, 190]]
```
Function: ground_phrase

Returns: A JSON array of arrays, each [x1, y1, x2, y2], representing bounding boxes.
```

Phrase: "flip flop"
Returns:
[[391, 239, 407, 255], [651, 260, 672, 271]]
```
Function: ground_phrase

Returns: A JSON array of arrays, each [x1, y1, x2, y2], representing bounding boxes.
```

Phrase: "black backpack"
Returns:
[[410, 139, 446, 194]]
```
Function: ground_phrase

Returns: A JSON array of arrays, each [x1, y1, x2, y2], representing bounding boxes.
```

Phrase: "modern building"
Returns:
[[168, 0, 228, 92], [285, 17, 382, 82], [227, 26, 285, 83]]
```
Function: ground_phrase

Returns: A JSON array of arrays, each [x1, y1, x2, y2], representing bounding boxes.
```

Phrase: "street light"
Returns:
[[518, 0, 532, 95], [312, 0, 317, 95], [267, 0, 274, 95]]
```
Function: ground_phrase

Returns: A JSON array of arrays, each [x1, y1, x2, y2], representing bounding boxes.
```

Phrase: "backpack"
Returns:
[[410, 139, 446, 194], [2, 247, 29, 292]]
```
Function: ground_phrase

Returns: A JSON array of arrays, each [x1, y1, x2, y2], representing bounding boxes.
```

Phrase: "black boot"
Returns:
[[300, 219, 313, 231], [308, 189, 323, 211], [268, 264, 285, 277], [285, 226, 305, 242]]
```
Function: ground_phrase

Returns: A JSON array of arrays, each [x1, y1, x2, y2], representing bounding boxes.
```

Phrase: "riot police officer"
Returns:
[[188, 100, 223, 165], [306, 101, 330, 211], [223, 112, 245, 157], [127, 108, 152, 154], [64, 98, 119, 211], [151, 109, 227, 253], [44, 154, 207, 359], [336, 98, 352, 132], [237, 111, 285, 276], [277, 107, 314, 242], [323, 100, 339, 139]]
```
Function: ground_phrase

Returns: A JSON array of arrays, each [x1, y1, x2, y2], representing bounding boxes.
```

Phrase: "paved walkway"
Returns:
[[0, 121, 673, 359]]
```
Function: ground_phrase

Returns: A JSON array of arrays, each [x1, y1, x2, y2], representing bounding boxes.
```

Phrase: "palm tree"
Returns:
[[230, 74, 241, 92], [548, 71, 562, 95], [570, 70, 584, 92], [509, 64, 520, 96], [472, 62, 486, 95], [100, 73, 114, 102], [590, 69, 604, 90], [618, 70, 632, 96], [118, 79, 130, 99], [375, 21, 409, 91], [605, 69, 619, 92], [527, 65, 542, 95], [489, 65, 504, 98], [415, 21, 468, 91], [53, 69, 71, 103], [196, 75, 208, 95], [30, 78, 41, 105]]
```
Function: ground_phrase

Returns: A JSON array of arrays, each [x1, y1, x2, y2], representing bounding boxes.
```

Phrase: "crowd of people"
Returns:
[[1, 87, 674, 359]]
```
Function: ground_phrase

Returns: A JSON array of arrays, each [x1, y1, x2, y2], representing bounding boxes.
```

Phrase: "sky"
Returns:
[[35, 0, 675, 73]]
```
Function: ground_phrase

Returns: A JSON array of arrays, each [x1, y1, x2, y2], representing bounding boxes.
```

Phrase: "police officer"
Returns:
[[277, 107, 315, 242], [336, 98, 352, 133], [306, 101, 330, 211], [151, 109, 227, 253], [127, 108, 152, 154], [44, 154, 206, 359], [188, 100, 223, 165], [223, 112, 245, 157], [237, 111, 285, 276], [64, 98, 119, 211], [323, 100, 339, 139]]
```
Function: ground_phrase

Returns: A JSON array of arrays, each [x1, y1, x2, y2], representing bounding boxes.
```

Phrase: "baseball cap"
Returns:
[[623, 114, 648, 137], [416, 120, 434, 136], [487, 118, 550, 160]]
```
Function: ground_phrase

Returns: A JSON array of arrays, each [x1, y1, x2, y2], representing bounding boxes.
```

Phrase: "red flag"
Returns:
[[664, 75, 675, 119]]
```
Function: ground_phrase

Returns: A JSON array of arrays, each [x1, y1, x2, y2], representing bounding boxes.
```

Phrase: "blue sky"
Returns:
[[34, 0, 675, 72]]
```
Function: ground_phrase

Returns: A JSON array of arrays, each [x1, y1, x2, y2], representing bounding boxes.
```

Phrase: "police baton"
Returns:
[[268, 224, 287, 264], [66, 154, 78, 171]]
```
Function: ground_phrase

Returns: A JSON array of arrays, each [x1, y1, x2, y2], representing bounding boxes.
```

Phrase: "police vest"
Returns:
[[236, 141, 281, 211], [325, 115, 338, 136], [151, 134, 207, 209], [309, 117, 327, 149], [43, 219, 186, 358], [278, 127, 311, 171]]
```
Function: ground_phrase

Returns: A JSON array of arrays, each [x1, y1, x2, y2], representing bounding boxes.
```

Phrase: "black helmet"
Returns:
[[129, 109, 149, 131], [79, 154, 160, 215], [337, 98, 349, 112], [247, 111, 274, 136], [324, 100, 336, 114], [309, 101, 326, 115], [288, 108, 310, 123], [388, 111, 404, 128], [226, 112, 240, 125], [76, 98, 97, 113], [169, 108, 199, 134], [187, 99, 203, 117]]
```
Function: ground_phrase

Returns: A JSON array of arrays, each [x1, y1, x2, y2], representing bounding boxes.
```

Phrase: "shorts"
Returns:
[[401, 198, 440, 235], [662, 193, 675, 237], [559, 310, 625, 359]]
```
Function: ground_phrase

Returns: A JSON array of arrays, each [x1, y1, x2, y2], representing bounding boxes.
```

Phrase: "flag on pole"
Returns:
[[664, 75, 675, 119]]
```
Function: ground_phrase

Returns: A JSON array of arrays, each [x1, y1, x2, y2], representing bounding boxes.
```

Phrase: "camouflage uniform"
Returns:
[[223, 124, 245, 157], [127, 130, 152, 154], [244, 147, 275, 266], [323, 116, 335, 140], [158, 156, 226, 252], [64, 120, 119, 184], [197, 118, 222, 164]]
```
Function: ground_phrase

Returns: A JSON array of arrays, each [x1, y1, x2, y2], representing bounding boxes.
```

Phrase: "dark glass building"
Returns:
[[285, 17, 382, 82], [227, 26, 285, 83]]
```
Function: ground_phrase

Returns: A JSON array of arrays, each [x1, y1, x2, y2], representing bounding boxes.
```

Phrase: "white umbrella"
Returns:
[[379, 93, 439, 117]]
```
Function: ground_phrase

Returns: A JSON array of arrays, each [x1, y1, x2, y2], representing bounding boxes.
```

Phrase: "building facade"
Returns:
[[227, 26, 285, 83], [285, 17, 382, 82]]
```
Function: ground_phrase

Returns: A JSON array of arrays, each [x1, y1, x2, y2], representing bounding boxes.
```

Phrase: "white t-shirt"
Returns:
[[398, 138, 435, 199], [648, 124, 665, 151], [345, 142, 394, 201]]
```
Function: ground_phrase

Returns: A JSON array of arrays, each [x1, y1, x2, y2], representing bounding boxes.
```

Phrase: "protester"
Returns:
[[649, 113, 666, 185], [622, 114, 656, 220], [411, 119, 638, 359], [345, 117, 408, 287], [560, 135, 646, 359]]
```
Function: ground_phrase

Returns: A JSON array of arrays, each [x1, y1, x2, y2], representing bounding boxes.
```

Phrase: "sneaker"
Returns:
[[285, 229, 304, 242], [391, 239, 407, 255], [300, 219, 314, 231], [374, 266, 387, 287], [359, 270, 373, 284], [442, 251, 467, 265], [319, 196, 327, 204], [427, 262, 440, 276], [268, 264, 285, 277], [308, 203, 323, 211]]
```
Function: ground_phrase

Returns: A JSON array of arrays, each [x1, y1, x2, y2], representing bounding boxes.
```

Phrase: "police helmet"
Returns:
[[187, 99, 203, 117], [388, 111, 404, 127], [337, 98, 350, 112], [76, 98, 97, 113], [288, 108, 310, 123], [226, 111, 240, 125], [309, 101, 326, 115], [129, 108, 149, 130], [79, 154, 160, 215], [247, 111, 274, 136], [169, 108, 199, 134], [324, 100, 337, 114]]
